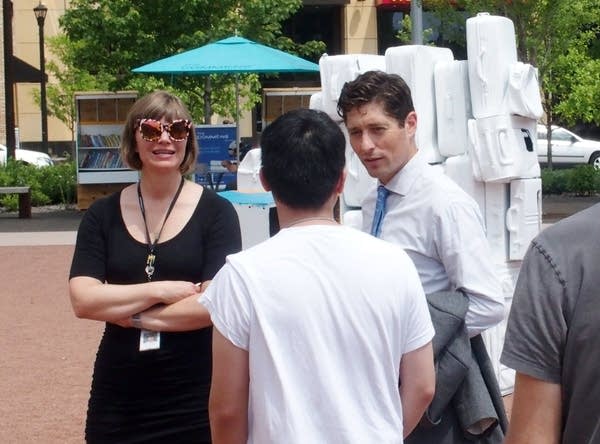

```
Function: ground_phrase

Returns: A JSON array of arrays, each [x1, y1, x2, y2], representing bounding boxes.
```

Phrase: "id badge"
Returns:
[[139, 329, 160, 351]]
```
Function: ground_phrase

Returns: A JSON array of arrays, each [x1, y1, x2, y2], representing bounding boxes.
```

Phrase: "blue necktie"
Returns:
[[370, 185, 389, 238]]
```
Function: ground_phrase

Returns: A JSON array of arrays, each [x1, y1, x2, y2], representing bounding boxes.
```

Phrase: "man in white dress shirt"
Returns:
[[338, 71, 506, 442], [337, 70, 503, 337]]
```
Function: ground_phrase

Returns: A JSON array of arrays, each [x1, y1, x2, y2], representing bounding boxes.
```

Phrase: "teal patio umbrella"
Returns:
[[132, 36, 320, 158]]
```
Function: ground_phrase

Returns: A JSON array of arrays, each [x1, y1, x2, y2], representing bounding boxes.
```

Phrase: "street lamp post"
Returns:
[[34, 2, 48, 154]]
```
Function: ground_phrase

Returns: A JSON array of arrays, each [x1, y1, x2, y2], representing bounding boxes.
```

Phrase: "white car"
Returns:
[[537, 124, 600, 169], [0, 144, 54, 167]]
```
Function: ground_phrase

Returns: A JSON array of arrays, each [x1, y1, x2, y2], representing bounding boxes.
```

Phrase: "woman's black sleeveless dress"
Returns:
[[69, 189, 241, 443]]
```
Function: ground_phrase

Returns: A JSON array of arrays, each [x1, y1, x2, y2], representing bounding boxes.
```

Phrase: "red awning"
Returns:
[[375, 0, 411, 11], [303, 0, 350, 4]]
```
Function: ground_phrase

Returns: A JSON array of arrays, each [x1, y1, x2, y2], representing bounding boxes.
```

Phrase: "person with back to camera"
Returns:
[[337, 71, 507, 442], [202, 108, 436, 444], [68, 90, 242, 443], [501, 203, 600, 443]]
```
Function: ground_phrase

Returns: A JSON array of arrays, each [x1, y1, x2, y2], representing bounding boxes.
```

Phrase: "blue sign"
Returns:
[[195, 124, 237, 190]]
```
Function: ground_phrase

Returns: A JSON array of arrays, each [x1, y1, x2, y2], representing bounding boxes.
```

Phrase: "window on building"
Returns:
[[377, 7, 468, 59], [283, 4, 343, 56], [255, 4, 344, 134]]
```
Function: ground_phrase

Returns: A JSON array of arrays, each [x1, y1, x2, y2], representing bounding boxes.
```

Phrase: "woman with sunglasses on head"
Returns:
[[68, 90, 242, 443]]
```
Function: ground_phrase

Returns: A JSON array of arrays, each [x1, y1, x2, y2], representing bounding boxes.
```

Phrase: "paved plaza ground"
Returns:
[[0, 195, 598, 442], [0, 244, 100, 443]]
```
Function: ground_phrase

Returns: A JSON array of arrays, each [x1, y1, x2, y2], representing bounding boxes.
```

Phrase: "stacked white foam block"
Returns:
[[233, 203, 273, 250], [463, 12, 543, 266], [464, 12, 544, 394], [443, 155, 485, 215], [435, 60, 471, 158], [318, 53, 386, 122], [237, 148, 266, 193], [466, 12, 542, 184], [229, 148, 273, 251], [481, 259, 521, 395], [467, 115, 540, 183], [315, 55, 383, 225], [507, 178, 542, 260], [467, 13, 517, 119], [385, 45, 454, 164]]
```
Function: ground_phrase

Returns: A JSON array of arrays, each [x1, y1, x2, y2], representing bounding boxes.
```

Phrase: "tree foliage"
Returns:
[[33, 34, 103, 152], [51, 0, 325, 123]]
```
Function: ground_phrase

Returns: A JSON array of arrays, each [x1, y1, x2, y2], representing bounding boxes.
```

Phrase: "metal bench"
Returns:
[[0, 186, 32, 218]]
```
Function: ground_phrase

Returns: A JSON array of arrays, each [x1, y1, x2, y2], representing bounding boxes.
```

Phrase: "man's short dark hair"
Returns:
[[260, 108, 346, 210], [337, 70, 415, 126]]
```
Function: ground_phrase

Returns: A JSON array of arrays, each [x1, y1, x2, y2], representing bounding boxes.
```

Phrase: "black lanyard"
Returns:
[[137, 177, 185, 281]]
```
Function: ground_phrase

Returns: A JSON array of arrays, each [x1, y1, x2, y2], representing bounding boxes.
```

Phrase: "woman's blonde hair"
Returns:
[[121, 91, 198, 174]]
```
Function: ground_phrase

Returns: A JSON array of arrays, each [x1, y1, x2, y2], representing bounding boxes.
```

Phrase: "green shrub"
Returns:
[[541, 168, 571, 194], [39, 161, 77, 205], [541, 166, 600, 195], [567, 165, 600, 196], [0, 159, 76, 211]]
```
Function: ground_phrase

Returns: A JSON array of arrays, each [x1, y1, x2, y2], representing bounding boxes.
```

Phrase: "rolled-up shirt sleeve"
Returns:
[[437, 201, 504, 336], [200, 262, 252, 351]]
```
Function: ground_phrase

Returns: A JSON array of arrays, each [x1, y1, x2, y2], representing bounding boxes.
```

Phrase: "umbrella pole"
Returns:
[[235, 75, 241, 166]]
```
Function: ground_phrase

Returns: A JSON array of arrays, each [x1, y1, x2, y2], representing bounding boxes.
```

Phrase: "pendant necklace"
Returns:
[[137, 177, 185, 281], [286, 216, 337, 228]]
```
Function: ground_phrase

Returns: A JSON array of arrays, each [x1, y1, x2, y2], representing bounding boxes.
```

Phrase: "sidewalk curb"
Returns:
[[0, 231, 77, 247]]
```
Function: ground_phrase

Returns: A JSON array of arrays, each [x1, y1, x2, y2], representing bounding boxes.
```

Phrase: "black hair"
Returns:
[[260, 108, 346, 210], [337, 70, 414, 126]]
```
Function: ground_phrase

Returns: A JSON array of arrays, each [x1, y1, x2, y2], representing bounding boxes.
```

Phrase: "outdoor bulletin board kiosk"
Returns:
[[74, 91, 138, 209]]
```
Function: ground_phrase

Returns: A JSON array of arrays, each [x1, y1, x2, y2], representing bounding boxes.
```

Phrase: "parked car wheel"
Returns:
[[589, 152, 600, 169]]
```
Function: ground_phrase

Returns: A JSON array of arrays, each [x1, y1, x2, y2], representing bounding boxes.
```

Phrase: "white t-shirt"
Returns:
[[361, 150, 503, 336], [202, 224, 434, 444]]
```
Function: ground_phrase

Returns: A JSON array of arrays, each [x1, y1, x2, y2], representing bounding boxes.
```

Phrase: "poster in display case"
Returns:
[[194, 124, 237, 190]]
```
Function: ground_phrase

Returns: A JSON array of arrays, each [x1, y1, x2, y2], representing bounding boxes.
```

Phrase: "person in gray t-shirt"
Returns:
[[501, 203, 600, 443]]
